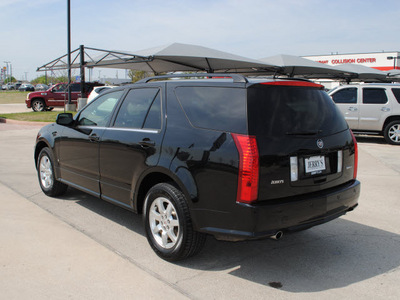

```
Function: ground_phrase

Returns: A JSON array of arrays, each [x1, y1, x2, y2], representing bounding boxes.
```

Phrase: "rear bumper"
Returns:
[[196, 180, 360, 241]]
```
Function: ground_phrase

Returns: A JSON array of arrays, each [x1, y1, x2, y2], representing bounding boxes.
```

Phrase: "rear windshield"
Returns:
[[247, 85, 348, 137], [175, 86, 247, 133]]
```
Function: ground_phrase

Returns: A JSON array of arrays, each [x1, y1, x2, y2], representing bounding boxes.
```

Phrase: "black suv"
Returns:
[[35, 74, 360, 261]]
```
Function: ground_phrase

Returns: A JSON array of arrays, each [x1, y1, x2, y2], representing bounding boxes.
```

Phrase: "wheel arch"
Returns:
[[134, 167, 197, 215], [31, 97, 46, 103], [383, 116, 400, 132], [34, 140, 51, 169]]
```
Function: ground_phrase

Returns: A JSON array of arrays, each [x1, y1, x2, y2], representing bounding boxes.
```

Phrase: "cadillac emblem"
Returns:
[[316, 139, 324, 149]]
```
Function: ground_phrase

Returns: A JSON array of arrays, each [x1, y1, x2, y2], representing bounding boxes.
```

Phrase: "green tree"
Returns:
[[4, 76, 16, 84], [128, 70, 154, 83], [31, 75, 50, 85]]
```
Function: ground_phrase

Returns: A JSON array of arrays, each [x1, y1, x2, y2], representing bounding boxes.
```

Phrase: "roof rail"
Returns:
[[136, 73, 248, 84]]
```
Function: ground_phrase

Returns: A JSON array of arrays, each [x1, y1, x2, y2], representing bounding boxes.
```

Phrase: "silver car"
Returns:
[[329, 83, 400, 145]]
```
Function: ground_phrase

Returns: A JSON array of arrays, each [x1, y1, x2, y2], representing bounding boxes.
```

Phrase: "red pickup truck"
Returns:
[[26, 82, 102, 111]]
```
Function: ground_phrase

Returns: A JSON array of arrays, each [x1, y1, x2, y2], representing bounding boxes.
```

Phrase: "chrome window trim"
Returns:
[[76, 125, 159, 134]]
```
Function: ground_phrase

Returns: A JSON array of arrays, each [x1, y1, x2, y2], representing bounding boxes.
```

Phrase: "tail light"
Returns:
[[232, 134, 259, 204], [350, 130, 358, 179]]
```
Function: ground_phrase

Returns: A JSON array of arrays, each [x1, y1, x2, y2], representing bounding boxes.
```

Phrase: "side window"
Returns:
[[143, 92, 162, 129], [363, 88, 388, 104], [53, 84, 66, 92], [331, 88, 357, 104], [391, 88, 400, 104], [77, 90, 123, 127], [114, 88, 161, 129], [175, 86, 247, 133], [70, 84, 81, 92]]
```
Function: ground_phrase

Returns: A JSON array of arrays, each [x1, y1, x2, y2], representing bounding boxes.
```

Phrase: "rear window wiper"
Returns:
[[286, 130, 322, 136]]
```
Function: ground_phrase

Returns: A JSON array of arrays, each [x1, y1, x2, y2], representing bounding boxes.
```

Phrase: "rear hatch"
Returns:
[[247, 81, 357, 202]]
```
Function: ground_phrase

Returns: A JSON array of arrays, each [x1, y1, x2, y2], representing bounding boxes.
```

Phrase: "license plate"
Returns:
[[305, 156, 326, 174]]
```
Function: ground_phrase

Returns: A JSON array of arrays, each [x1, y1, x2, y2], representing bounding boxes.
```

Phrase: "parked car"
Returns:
[[26, 82, 103, 111], [87, 85, 116, 103], [34, 74, 360, 261], [35, 84, 49, 91], [1, 84, 6, 90], [14, 82, 22, 90], [19, 83, 35, 91], [5, 82, 15, 90], [329, 83, 400, 145]]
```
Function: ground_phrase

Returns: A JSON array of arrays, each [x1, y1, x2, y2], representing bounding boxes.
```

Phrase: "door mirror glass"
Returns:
[[56, 113, 74, 126]]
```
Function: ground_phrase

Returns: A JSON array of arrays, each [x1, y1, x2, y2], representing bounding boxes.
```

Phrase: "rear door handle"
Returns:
[[139, 138, 155, 148], [381, 107, 390, 112], [348, 107, 358, 112]]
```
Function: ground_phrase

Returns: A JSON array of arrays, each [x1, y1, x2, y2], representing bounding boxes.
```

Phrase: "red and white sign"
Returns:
[[303, 52, 400, 71]]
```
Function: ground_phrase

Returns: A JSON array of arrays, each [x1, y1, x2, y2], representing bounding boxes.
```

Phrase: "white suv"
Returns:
[[329, 83, 400, 145]]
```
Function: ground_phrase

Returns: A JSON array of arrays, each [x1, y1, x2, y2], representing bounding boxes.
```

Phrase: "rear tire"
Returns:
[[32, 99, 46, 112], [384, 121, 400, 145], [37, 148, 68, 197], [144, 183, 206, 261]]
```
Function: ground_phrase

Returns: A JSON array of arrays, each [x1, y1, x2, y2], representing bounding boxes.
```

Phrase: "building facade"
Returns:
[[303, 51, 400, 71]]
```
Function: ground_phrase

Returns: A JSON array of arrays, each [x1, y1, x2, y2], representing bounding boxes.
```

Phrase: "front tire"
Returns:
[[144, 183, 206, 261], [32, 99, 46, 112], [384, 121, 400, 145], [37, 148, 68, 196]]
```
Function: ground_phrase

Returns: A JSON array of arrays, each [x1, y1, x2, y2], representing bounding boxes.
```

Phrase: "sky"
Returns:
[[1, 0, 400, 81]]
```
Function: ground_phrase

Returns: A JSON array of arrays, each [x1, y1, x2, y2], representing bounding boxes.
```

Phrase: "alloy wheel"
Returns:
[[39, 155, 53, 189], [148, 197, 180, 249]]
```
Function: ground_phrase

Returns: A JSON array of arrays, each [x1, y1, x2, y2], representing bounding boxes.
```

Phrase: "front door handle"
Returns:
[[89, 133, 100, 142], [348, 107, 358, 112], [139, 138, 155, 148]]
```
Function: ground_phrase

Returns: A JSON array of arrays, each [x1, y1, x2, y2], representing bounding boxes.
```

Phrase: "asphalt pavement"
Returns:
[[0, 120, 400, 299], [0, 103, 64, 114]]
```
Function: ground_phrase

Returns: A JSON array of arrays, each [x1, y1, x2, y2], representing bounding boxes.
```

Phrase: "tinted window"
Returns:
[[247, 85, 348, 137], [392, 88, 400, 104], [77, 91, 123, 127], [175, 87, 246, 133], [363, 88, 388, 104], [70, 84, 81, 92], [53, 84, 66, 92], [331, 87, 357, 104], [143, 92, 162, 129], [114, 88, 160, 129]]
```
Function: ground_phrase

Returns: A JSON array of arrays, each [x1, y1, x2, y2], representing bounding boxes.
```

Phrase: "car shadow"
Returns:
[[61, 188, 400, 293], [186, 221, 400, 292], [354, 134, 386, 144], [58, 187, 145, 235]]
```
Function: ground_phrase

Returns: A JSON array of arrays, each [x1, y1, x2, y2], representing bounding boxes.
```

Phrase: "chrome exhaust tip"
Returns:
[[270, 231, 283, 240]]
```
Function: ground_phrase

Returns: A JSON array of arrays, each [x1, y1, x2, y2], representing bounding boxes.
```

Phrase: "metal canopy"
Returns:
[[36, 44, 394, 82], [387, 69, 400, 76], [259, 54, 350, 77], [333, 64, 388, 81], [36, 46, 153, 72], [37, 43, 278, 74]]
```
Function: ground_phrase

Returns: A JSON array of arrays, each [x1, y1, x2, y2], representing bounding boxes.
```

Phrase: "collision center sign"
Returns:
[[303, 52, 400, 71]]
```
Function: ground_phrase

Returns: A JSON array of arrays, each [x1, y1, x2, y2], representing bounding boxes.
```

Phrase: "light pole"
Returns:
[[4, 61, 10, 84], [387, 55, 400, 69], [67, 0, 72, 105]]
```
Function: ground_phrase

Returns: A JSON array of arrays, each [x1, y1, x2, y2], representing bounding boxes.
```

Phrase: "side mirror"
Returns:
[[56, 113, 74, 126]]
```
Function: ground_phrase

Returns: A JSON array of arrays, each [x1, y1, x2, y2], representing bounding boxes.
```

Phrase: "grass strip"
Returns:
[[0, 91, 29, 104], [0, 111, 77, 123]]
